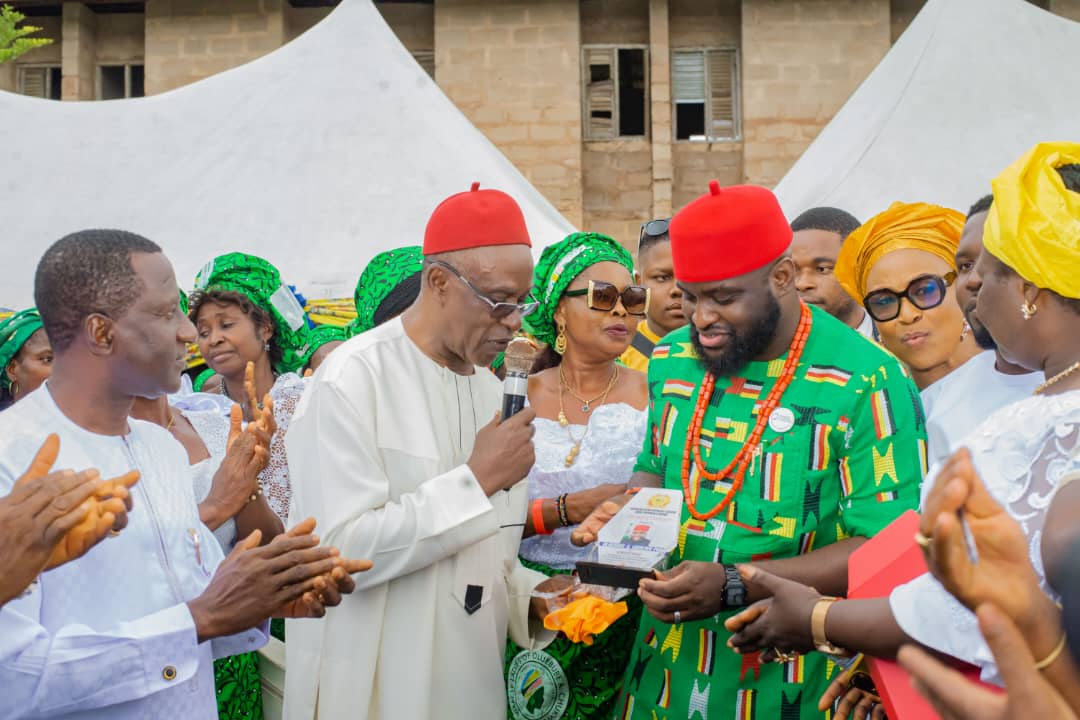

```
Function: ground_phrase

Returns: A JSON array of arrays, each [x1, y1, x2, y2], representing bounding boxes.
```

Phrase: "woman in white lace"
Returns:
[[504, 233, 650, 720], [190, 285, 306, 524], [723, 147, 1080, 700]]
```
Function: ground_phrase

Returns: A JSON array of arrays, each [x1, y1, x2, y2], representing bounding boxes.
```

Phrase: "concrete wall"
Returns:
[[580, 0, 649, 45], [673, 142, 741, 209], [435, 0, 584, 227], [97, 14, 146, 64], [377, 2, 435, 51], [62, 2, 97, 100], [741, 0, 890, 186], [670, 0, 740, 46], [889, 0, 924, 43], [284, 5, 331, 42], [144, 0, 285, 96], [583, 140, 653, 246]]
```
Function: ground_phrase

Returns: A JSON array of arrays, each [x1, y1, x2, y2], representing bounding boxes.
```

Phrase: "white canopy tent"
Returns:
[[774, 0, 1080, 222], [0, 0, 573, 307]]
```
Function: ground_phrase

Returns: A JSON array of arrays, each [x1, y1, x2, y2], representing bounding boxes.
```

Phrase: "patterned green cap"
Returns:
[[348, 246, 424, 337], [194, 252, 312, 374], [0, 308, 44, 391], [524, 232, 633, 348]]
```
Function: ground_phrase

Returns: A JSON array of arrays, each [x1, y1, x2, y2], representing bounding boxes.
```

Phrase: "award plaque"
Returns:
[[575, 488, 683, 588]]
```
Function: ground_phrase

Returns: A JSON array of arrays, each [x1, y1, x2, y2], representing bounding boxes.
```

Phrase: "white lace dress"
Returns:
[[183, 408, 237, 552], [890, 389, 1080, 684], [518, 403, 648, 570], [184, 372, 306, 526], [260, 372, 306, 522]]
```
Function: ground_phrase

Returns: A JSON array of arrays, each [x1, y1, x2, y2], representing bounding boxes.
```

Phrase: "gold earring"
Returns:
[[9, 381, 18, 399], [554, 322, 567, 355], [1021, 300, 1038, 320]]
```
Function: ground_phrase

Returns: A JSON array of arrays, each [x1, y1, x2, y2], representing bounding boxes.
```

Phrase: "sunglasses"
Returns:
[[638, 218, 670, 248], [564, 280, 651, 316], [862, 272, 957, 323], [427, 260, 539, 319]]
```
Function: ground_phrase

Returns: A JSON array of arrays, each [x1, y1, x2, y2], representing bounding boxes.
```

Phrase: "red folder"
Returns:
[[847, 510, 1000, 719]]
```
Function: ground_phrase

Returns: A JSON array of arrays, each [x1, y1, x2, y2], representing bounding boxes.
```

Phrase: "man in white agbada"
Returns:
[[921, 195, 1039, 466], [285, 185, 555, 720], [0, 230, 366, 719]]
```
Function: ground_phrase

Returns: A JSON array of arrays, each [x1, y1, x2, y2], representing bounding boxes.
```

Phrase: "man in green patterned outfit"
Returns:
[[574, 181, 926, 719]]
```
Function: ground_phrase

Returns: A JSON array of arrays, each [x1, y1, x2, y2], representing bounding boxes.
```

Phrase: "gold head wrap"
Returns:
[[835, 201, 965, 301], [984, 141, 1080, 299]]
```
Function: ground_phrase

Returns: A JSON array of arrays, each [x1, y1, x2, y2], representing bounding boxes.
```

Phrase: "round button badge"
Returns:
[[768, 407, 796, 433]]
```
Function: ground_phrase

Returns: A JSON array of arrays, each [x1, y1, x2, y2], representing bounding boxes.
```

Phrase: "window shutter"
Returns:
[[412, 50, 435, 79], [707, 49, 738, 139], [672, 50, 706, 103], [18, 67, 48, 98], [583, 47, 616, 140]]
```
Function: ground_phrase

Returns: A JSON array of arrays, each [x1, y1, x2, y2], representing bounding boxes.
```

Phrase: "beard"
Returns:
[[690, 293, 782, 377], [965, 306, 997, 350]]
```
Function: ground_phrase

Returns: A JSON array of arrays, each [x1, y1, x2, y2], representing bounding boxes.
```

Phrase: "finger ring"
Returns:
[[673, 610, 682, 625], [913, 531, 931, 549], [108, 529, 121, 537], [772, 648, 799, 663]]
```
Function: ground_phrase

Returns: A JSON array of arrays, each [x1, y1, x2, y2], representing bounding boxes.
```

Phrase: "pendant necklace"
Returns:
[[558, 365, 618, 467]]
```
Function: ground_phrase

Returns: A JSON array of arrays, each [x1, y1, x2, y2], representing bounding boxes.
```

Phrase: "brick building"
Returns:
[[4, 0, 1079, 250]]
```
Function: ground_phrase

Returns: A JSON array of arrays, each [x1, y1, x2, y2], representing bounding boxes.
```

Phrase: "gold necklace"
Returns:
[[559, 364, 619, 413], [558, 365, 619, 467], [166, 410, 176, 432], [1035, 361, 1080, 395]]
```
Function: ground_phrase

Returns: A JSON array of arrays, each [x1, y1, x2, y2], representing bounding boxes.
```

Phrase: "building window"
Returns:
[[412, 50, 435, 79], [582, 45, 649, 141], [97, 64, 145, 100], [672, 48, 740, 142], [17, 66, 61, 100]]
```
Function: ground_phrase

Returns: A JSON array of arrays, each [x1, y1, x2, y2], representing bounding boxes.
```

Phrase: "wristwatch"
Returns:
[[721, 565, 747, 610], [811, 597, 852, 657]]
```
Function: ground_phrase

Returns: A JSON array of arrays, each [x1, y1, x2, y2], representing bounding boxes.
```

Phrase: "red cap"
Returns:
[[633, 525, 650, 533], [669, 180, 792, 283], [423, 182, 532, 254]]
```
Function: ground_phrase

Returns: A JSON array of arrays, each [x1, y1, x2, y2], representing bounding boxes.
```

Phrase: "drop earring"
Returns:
[[554, 321, 567, 355], [1021, 300, 1038, 320]]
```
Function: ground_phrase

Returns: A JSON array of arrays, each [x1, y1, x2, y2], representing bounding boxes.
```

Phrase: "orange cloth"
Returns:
[[543, 596, 628, 645], [834, 201, 964, 302]]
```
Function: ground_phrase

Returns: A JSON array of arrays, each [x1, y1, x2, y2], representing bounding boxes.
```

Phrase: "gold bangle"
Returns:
[[1034, 632, 1067, 671]]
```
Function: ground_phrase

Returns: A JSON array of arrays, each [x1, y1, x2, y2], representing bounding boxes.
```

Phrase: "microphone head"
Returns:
[[503, 336, 538, 375]]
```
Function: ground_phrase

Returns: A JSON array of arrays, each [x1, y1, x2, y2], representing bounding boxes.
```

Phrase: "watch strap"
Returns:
[[721, 565, 747, 610]]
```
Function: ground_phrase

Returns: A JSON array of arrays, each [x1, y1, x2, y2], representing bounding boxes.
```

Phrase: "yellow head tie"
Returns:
[[984, 141, 1080, 299], [834, 201, 965, 303]]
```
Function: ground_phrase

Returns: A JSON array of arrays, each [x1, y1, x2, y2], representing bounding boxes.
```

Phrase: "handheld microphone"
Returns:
[[501, 337, 537, 419]]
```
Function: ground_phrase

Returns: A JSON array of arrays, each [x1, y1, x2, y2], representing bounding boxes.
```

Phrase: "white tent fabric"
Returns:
[[774, 0, 1080, 222], [0, 0, 573, 307]]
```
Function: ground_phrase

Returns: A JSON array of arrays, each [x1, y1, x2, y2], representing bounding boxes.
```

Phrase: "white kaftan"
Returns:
[[0, 385, 266, 719], [283, 317, 553, 720]]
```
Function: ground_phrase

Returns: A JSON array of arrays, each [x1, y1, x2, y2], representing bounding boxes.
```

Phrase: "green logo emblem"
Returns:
[[507, 649, 569, 720]]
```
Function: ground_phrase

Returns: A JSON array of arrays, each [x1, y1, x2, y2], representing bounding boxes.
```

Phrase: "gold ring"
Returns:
[[108, 529, 121, 538], [913, 531, 931, 549], [772, 649, 799, 664]]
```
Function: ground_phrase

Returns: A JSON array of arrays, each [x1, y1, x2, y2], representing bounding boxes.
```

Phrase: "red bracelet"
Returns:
[[531, 498, 551, 535]]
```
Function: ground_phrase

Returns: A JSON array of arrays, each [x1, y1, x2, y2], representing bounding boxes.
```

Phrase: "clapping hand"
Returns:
[[186, 517, 372, 641], [918, 448, 1047, 627], [0, 435, 139, 605], [898, 603, 1076, 720]]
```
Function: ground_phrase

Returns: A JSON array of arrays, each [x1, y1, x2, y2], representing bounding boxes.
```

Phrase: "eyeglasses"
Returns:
[[427, 259, 538, 319], [862, 272, 957, 322], [639, 218, 670, 249], [563, 280, 651, 316]]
